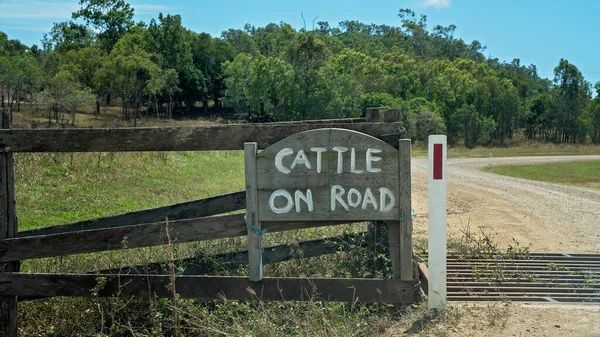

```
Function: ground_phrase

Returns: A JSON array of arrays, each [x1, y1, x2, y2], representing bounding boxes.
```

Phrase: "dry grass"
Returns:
[[11, 104, 239, 129]]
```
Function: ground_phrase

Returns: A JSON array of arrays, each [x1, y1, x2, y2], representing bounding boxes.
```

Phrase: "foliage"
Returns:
[[0, 53, 41, 112], [1, 0, 599, 140], [223, 53, 296, 121], [40, 70, 95, 124], [72, 0, 134, 52]]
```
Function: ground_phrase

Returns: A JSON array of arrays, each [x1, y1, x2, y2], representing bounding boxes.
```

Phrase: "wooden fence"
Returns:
[[0, 111, 420, 336]]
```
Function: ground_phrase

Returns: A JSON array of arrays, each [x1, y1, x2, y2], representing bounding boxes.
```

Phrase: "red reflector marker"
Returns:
[[433, 143, 443, 180]]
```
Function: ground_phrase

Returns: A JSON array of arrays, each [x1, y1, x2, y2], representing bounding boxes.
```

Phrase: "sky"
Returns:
[[1, 0, 599, 86]]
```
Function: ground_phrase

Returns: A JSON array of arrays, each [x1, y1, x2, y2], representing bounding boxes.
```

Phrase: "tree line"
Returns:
[[1, 0, 599, 145]]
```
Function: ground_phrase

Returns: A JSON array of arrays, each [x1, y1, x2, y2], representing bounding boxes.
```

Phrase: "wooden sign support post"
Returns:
[[398, 139, 413, 281], [0, 111, 17, 336], [244, 142, 263, 282]]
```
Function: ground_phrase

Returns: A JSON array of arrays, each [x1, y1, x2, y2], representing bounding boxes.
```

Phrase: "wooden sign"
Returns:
[[244, 128, 412, 282], [246, 128, 402, 222]]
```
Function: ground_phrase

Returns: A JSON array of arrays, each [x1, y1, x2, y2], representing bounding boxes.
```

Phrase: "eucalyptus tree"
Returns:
[[99, 31, 160, 123], [223, 53, 296, 121], [149, 14, 205, 111], [72, 0, 135, 52], [553, 59, 591, 142], [590, 82, 600, 144]]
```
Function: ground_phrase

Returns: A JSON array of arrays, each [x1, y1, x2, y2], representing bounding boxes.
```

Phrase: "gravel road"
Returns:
[[410, 155, 600, 252]]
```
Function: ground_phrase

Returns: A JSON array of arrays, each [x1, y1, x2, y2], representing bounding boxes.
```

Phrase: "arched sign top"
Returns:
[[258, 128, 398, 160], [247, 128, 402, 222]]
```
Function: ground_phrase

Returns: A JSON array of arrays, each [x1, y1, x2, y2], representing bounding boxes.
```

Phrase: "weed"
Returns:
[[545, 263, 568, 271], [483, 302, 511, 328], [448, 221, 499, 260], [448, 221, 531, 262]]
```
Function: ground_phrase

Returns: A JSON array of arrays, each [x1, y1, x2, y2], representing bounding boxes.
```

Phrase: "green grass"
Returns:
[[486, 160, 600, 190], [16, 151, 246, 232]]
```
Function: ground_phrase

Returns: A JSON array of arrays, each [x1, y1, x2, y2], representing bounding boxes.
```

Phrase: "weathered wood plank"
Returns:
[[0, 122, 401, 153], [399, 139, 413, 281], [244, 142, 262, 281], [20, 232, 370, 302], [387, 220, 401, 279], [0, 214, 360, 262], [299, 118, 366, 124], [6, 273, 419, 303], [256, 128, 401, 222], [0, 111, 17, 337], [97, 232, 368, 276], [365, 107, 402, 123], [418, 263, 429, 296], [19, 191, 246, 238]]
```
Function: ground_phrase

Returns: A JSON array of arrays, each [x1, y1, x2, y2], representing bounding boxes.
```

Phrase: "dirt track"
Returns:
[[389, 155, 600, 337], [411, 155, 600, 252]]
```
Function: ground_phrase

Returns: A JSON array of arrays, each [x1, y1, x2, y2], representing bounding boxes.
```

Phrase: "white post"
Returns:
[[428, 135, 447, 310], [488, 152, 492, 169]]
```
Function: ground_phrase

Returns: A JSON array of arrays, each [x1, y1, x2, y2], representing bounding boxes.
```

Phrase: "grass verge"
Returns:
[[486, 160, 600, 190], [412, 142, 600, 158]]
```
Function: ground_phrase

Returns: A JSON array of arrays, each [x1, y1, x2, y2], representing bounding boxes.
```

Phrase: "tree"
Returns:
[[553, 59, 590, 143], [315, 63, 363, 119], [398, 9, 430, 56], [191, 33, 234, 111], [100, 32, 160, 124], [0, 54, 41, 113], [523, 93, 552, 140], [61, 46, 106, 113], [285, 33, 329, 119], [161, 68, 181, 119], [489, 78, 519, 146], [589, 82, 600, 144], [223, 53, 296, 121], [149, 14, 205, 112], [0, 32, 28, 56], [42, 21, 95, 52], [65, 87, 96, 125], [72, 0, 134, 52], [41, 70, 80, 123], [221, 29, 259, 55], [250, 23, 297, 58]]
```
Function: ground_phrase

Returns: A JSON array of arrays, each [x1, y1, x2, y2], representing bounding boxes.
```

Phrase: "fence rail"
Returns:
[[2, 212, 358, 262], [0, 121, 400, 152], [20, 191, 246, 237], [97, 232, 368, 276], [3, 273, 419, 303]]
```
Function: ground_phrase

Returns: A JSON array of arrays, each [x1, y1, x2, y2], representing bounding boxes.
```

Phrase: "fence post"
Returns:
[[0, 110, 18, 336], [398, 139, 413, 281]]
